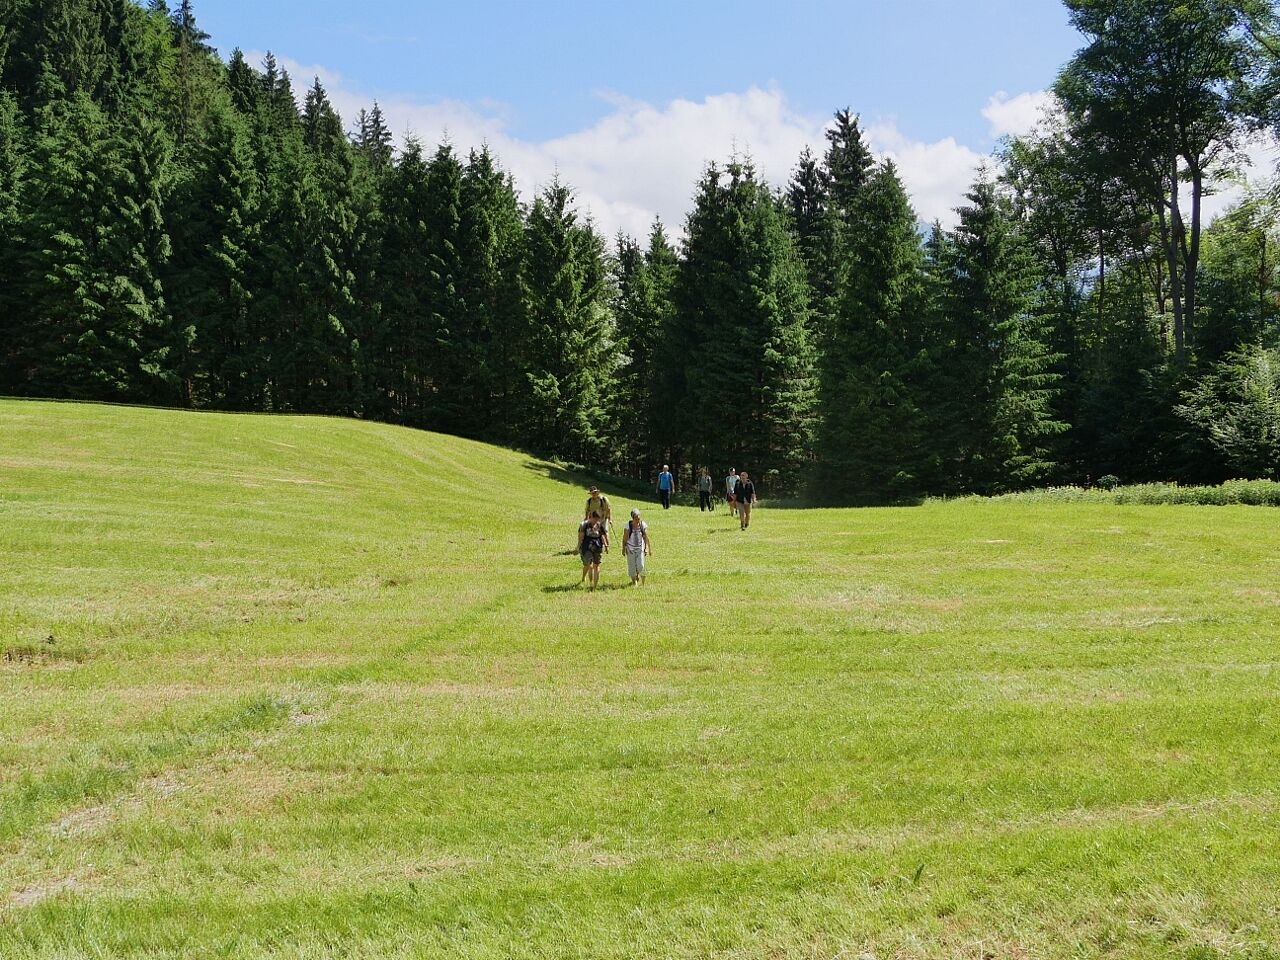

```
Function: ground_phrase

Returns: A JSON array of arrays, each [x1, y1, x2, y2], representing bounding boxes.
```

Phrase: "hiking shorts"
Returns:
[[581, 545, 602, 566]]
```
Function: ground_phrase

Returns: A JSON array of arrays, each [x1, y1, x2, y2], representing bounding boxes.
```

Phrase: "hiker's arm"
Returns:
[[643, 530, 651, 554]]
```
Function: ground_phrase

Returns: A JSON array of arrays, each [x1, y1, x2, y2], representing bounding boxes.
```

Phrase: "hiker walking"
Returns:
[[656, 464, 675, 510], [697, 468, 714, 512], [725, 468, 739, 517], [736, 470, 757, 530], [622, 508, 652, 586], [584, 485, 613, 531], [578, 511, 609, 590]]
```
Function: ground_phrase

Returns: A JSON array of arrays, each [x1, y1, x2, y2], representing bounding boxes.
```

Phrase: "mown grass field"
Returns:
[[2, 399, 1279, 959]]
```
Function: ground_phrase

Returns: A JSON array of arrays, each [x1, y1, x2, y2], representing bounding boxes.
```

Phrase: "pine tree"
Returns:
[[0, 86, 27, 389], [940, 176, 1065, 492], [457, 145, 526, 441], [420, 142, 469, 433], [225, 47, 258, 116], [823, 108, 874, 232], [787, 145, 834, 345], [814, 160, 930, 502], [11, 93, 174, 401], [519, 181, 615, 461], [352, 101, 393, 174], [162, 0, 217, 153], [376, 136, 433, 423], [609, 220, 677, 475], [269, 77, 359, 413], [164, 102, 260, 408], [674, 160, 816, 492]]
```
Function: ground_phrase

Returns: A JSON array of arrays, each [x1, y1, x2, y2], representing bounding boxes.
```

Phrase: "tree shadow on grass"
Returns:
[[523, 460, 658, 501], [541, 582, 629, 594]]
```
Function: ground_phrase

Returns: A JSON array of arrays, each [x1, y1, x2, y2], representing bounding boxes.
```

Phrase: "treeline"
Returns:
[[2, 0, 1279, 499]]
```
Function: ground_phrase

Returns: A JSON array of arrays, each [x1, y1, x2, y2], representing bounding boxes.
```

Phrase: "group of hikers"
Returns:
[[575, 466, 760, 590]]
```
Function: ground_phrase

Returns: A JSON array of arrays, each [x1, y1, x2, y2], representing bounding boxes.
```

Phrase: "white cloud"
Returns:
[[255, 52, 1018, 236], [865, 122, 985, 227], [982, 90, 1056, 139]]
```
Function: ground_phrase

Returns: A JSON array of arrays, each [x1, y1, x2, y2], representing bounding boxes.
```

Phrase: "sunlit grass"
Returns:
[[2, 399, 1279, 959]]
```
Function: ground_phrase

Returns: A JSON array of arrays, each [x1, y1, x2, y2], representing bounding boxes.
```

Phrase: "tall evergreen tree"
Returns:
[[268, 77, 362, 413], [352, 101, 393, 174], [814, 160, 930, 502], [10, 93, 173, 400], [787, 145, 835, 344], [939, 176, 1065, 492], [420, 142, 469, 433], [457, 145, 526, 441], [609, 219, 677, 475], [164, 101, 260, 408], [376, 135, 432, 423], [519, 181, 615, 461], [674, 160, 816, 492], [0, 85, 27, 388]]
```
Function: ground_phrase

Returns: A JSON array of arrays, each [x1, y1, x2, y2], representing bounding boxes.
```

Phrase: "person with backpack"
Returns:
[[656, 464, 675, 510], [584, 485, 612, 531], [622, 508, 652, 586], [725, 468, 739, 517], [736, 471, 757, 530], [697, 468, 714, 512], [578, 511, 609, 590]]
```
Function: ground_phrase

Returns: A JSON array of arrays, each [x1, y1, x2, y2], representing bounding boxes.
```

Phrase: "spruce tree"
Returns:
[[420, 142, 469, 433], [787, 145, 835, 345], [814, 160, 930, 502], [374, 136, 431, 422], [352, 101, 393, 175], [11, 93, 174, 401], [164, 102, 260, 408], [519, 181, 615, 461], [823, 108, 874, 232], [270, 77, 360, 413], [940, 176, 1065, 492], [457, 145, 527, 441], [609, 220, 677, 475], [674, 160, 816, 492], [0, 86, 26, 389], [225, 47, 258, 116]]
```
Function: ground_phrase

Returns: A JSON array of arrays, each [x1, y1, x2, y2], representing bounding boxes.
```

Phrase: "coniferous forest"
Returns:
[[3, 1, 1280, 501]]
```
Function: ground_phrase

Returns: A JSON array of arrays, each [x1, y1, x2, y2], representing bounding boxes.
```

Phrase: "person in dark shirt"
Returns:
[[578, 511, 609, 589], [736, 471, 757, 530], [697, 468, 713, 511]]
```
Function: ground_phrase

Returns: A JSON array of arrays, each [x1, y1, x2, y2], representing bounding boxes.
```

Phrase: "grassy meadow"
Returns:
[[2, 399, 1279, 959]]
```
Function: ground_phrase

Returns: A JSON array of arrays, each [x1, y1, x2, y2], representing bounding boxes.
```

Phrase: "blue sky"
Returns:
[[193, 0, 1086, 235]]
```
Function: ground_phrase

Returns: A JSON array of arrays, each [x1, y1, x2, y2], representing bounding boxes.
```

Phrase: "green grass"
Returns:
[[966, 478, 1280, 507], [2, 399, 1279, 959]]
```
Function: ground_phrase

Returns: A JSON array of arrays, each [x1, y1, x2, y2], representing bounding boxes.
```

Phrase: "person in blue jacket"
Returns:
[[656, 464, 675, 510]]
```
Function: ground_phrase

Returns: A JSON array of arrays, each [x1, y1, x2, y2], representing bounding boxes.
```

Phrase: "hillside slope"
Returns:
[[2, 400, 1279, 959]]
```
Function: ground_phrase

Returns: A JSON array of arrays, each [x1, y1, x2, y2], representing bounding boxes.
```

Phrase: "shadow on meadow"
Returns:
[[541, 582, 630, 594], [523, 460, 655, 500], [522, 459, 932, 510]]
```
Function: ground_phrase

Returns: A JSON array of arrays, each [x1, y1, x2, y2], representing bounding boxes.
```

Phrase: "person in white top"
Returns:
[[622, 508, 652, 586]]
